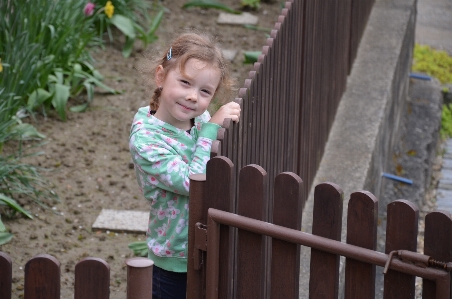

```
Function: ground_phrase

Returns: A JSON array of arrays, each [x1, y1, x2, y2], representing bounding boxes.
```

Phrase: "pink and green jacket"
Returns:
[[129, 106, 220, 272]]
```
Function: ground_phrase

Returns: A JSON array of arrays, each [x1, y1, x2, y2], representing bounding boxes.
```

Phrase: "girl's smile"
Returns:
[[154, 58, 221, 130]]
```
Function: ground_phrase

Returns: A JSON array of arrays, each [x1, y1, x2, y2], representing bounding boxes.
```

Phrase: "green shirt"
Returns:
[[129, 107, 220, 272]]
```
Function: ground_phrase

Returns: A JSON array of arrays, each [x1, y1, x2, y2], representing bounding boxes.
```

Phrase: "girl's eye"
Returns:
[[180, 80, 189, 85], [202, 89, 212, 95]]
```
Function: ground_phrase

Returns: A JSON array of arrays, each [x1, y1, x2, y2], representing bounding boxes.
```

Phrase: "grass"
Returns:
[[412, 44, 452, 139]]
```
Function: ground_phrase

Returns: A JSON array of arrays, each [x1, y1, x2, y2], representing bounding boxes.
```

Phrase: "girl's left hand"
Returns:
[[209, 101, 241, 126]]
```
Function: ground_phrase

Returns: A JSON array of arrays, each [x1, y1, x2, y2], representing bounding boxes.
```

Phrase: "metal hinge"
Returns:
[[193, 223, 207, 270]]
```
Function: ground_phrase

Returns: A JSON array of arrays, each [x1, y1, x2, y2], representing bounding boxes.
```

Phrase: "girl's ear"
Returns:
[[155, 65, 164, 86]]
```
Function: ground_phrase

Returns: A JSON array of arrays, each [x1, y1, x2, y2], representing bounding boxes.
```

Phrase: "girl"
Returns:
[[129, 32, 240, 299]]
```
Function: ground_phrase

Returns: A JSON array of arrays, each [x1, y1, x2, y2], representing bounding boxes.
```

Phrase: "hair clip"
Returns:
[[167, 47, 172, 61]]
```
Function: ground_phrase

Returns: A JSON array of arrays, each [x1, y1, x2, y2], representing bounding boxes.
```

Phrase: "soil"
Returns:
[[0, 1, 283, 298]]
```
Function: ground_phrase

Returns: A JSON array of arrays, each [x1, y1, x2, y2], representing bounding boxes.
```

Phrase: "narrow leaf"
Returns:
[[0, 194, 33, 219], [110, 14, 136, 38], [0, 232, 13, 245], [183, 0, 241, 14], [51, 83, 70, 121]]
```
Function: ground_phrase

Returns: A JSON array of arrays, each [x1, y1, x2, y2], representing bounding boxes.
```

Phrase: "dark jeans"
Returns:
[[152, 266, 187, 299]]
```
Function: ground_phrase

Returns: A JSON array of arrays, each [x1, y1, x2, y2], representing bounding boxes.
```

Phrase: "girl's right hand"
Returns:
[[209, 101, 241, 126]]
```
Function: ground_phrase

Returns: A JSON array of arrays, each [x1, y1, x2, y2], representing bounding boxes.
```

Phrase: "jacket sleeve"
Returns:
[[131, 122, 220, 197]]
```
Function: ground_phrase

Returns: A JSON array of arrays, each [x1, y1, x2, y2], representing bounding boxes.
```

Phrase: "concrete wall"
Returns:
[[299, 0, 417, 297]]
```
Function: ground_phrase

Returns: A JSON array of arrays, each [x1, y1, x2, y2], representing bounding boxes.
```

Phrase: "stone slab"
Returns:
[[217, 12, 258, 25], [92, 209, 148, 233], [442, 159, 452, 169]]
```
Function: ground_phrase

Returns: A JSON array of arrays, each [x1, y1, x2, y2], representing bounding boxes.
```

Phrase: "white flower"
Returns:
[[176, 219, 186, 234], [167, 158, 181, 173], [160, 173, 172, 186]]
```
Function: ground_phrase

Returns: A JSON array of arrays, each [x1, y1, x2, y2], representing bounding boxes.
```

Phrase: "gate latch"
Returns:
[[193, 223, 207, 270]]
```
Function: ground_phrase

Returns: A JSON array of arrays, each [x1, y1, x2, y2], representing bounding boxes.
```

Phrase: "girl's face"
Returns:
[[154, 58, 221, 130]]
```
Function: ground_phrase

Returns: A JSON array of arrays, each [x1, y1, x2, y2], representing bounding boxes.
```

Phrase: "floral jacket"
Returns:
[[129, 106, 220, 272]]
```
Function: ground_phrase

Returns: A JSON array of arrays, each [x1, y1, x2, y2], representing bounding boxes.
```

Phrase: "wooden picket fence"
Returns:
[[0, 253, 156, 299], [186, 156, 452, 299], [0, 158, 451, 298], [215, 0, 375, 211]]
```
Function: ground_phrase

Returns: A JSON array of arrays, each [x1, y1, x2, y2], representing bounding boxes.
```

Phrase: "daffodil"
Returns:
[[104, 1, 114, 18], [0, 59, 3, 73]]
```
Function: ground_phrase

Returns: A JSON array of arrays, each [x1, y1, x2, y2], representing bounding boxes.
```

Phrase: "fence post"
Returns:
[[236, 164, 268, 299], [74, 257, 110, 299], [0, 252, 12, 299], [187, 173, 207, 299], [24, 254, 60, 299], [271, 172, 303, 299], [309, 182, 343, 299], [205, 157, 236, 299], [126, 257, 154, 299], [344, 191, 378, 299], [384, 200, 419, 299], [422, 211, 452, 299]]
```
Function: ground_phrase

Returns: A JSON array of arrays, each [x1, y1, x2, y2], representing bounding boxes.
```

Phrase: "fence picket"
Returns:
[[383, 200, 419, 299], [309, 182, 344, 299], [271, 172, 303, 299], [187, 173, 207, 299], [74, 257, 109, 299], [422, 211, 452, 299], [205, 156, 235, 299], [344, 191, 378, 299], [236, 164, 268, 299], [0, 252, 12, 299], [24, 254, 60, 299]]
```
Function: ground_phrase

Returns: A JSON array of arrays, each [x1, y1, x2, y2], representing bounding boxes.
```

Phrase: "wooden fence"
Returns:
[[1, 158, 451, 298], [0, 253, 156, 299], [219, 0, 375, 210], [187, 156, 452, 299]]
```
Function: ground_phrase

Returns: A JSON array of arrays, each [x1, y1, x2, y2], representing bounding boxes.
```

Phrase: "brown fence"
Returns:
[[187, 157, 452, 299], [219, 0, 375, 210], [0, 253, 154, 299]]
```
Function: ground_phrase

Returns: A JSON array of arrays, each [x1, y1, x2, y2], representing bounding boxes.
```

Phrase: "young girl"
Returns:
[[129, 32, 240, 299]]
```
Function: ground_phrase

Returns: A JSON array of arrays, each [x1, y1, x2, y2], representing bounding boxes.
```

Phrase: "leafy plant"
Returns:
[[412, 44, 452, 138], [241, 0, 261, 9], [128, 240, 148, 256], [0, 0, 116, 121], [244, 51, 261, 64], [89, 0, 165, 57], [412, 44, 452, 86], [183, 0, 241, 14]]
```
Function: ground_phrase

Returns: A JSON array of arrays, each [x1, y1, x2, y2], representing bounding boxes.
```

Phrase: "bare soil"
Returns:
[[0, 1, 283, 298]]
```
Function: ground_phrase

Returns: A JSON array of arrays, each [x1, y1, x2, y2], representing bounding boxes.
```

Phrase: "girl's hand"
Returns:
[[209, 101, 241, 126]]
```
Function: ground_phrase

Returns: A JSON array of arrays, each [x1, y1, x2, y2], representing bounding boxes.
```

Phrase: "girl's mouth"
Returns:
[[178, 103, 194, 111]]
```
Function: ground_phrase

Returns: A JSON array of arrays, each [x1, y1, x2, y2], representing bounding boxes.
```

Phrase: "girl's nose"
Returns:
[[186, 90, 197, 102]]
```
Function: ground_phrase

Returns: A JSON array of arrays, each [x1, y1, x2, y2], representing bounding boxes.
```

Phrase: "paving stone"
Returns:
[[436, 189, 452, 201], [440, 168, 452, 180], [217, 12, 258, 25], [92, 209, 148, 233], [222, 49, 238, 61], [442, 159, 452, 169], [438, 181, 452, 190]]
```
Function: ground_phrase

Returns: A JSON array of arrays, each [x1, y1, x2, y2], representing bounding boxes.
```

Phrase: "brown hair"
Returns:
[[149, 32, 235, 111]]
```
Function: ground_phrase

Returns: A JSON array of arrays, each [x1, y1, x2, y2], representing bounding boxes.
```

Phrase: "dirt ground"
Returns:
[[0, 1, 283, 298]]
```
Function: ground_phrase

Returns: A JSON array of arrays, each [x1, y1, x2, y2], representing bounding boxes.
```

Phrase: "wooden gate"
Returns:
[[187, 156, 452, 299]]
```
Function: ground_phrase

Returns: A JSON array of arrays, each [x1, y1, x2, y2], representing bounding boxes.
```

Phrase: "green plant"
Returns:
[[128, 240, 148, 256], [183, 0, 241, 14], [89, 0, 165, 58], [0, 0, 117, 121], [0, 113, 58, 245], [412, 44, 452, 139], [243, 51, 261, 64], [241, 0, 261, 9], [412, 44, 452, 85]]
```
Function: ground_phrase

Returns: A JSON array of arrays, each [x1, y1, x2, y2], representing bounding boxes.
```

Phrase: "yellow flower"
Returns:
[[104, 1, 114, 18], [0, 59, 2, 73]]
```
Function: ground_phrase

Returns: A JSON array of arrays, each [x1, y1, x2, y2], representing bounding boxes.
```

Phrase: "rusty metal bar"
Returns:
[[205, 208, 451, 299], [125, 257, 154, 299]]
